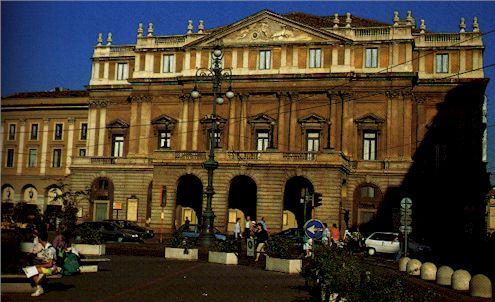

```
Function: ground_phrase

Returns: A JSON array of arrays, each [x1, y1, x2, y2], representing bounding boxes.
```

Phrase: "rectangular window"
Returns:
[[307, 131, 320, 152], [436, 54, 449, 73], [159, 131, 171, 149], [8, 124, 16, 140], [207, 130, 221, 149], [117, 63, 128, 80], [256, 131, 269, 151], [30, 124, 39, 140], [6, 149, 14, 167], [112, 135, 124, 157], [309, 48, 322, 68], [54, 123, 63, 140], [307, 131, 320, 160], [52, 149, 62, 168], [28, 149, 37, 167], [80, 123, 88, 140], [363, 131, 377, 160], [79, 149, 86, 157], [365, 48, 378, 68], [163, 54, 174, 73], [259, 50, 271, 70]]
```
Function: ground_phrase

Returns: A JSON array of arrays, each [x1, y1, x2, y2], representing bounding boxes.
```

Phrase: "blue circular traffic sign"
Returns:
[[304, 219, 324, 239]]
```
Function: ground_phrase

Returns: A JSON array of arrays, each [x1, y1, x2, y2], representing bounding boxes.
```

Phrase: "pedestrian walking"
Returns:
[[330, 223, 340, 244], [254, 223, 268, 262], [244, 215, 252, 238], [234, 217, 241, 238], [322, 223, 330, 245], [258, 217, 267, 231]]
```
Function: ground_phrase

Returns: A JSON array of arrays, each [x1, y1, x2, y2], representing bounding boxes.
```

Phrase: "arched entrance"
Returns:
[[352, 183, 383, 233], [90, 177, 114, 221], [175, 175, 203, 229], [227, 175, 257, 234], [283, 176, 314, 229]]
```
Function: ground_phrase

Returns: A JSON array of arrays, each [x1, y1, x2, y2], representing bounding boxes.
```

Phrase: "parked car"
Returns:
[[178, 224, 227, 241], [364, 232, 400, 256], [270, 228, 307, 253], [407, 237, 433, 258], [104, 219, 155, 239], [74, 221, 142, 242], [270, 228, 306, 245]]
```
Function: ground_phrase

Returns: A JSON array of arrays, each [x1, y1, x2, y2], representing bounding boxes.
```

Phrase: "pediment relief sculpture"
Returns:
[[223, 18, 324, 43]]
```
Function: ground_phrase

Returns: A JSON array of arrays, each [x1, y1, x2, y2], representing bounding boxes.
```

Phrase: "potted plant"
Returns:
[[164, 231, 198, 260], [208, 237, 239, 265], [72, 224, 106, 256], [265, 236, 302, 274]]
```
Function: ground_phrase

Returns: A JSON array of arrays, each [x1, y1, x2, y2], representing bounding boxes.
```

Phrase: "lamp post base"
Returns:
[[198, 209, 216, 247]]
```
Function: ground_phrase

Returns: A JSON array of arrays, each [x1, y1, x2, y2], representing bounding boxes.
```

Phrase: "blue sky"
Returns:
[[2, 1, 495, 184]]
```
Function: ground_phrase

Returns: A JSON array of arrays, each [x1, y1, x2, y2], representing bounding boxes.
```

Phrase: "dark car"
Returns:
[[178, 224, 227, 241], [270, 228, 306, 246], [74, 221, 142, 242], [104, 219, 155, 239]]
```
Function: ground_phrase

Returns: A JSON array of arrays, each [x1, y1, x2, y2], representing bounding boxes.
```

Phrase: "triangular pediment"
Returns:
[[151, 115, 178, 125], [298, 113, 327, 124], [248, 113, 276, 124], [354, 113, 384, 124], [107, 119, 129, 129], [189, 10, 350, 47]]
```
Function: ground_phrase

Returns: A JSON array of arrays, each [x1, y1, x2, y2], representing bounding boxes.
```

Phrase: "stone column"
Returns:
[[128, 98, 140, 155], [66, 117, 75, 175], [87, 102, 98, 156], [192, 98, 200, 150], [16, 119, 26, 175], [180, 96, 189, 150], [277, 92, 288, 151], [139, 99, 152, 155], [228, 96, 236, 149], [40, 118, 50, 175], [288, 93, 298, 151], [239, 94, 248, 150], [97, 106, 107, 156]]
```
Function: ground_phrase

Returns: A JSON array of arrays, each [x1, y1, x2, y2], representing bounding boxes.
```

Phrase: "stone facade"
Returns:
[[1, 10, 490, 242]]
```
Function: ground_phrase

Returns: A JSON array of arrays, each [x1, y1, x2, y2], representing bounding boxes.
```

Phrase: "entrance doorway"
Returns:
[[227, 176, 257, 233], [283, 176, 314, 229], [94, 200, 109, 221], [176, 175, 203, 229]]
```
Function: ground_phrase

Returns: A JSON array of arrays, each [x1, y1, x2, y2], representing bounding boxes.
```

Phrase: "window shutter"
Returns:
[[323, 46, 332, 68], [248, 50, 257, 70], [153, 53, 161, 73], [272, 48, 281, 69], [139, 54, 146, 71], [298, 47, 307, 69], [355, 47, 363, 69], [108, 62, 115, 80]]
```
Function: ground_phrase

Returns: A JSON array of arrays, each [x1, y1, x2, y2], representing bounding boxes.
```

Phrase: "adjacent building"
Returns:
[[2, 9, 491, 242]]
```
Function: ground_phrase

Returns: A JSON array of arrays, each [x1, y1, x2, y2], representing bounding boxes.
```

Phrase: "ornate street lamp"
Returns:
[[191, 43, 234, 247]]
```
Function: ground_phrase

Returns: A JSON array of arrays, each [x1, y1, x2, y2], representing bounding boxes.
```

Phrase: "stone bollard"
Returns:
[[452, 269, 471, 291], [437, 266, 454, 286], [420, 262, 437, 281], [398, 257, 410, 272], [470, 274, 492, 299], [406, 259, 422, 276]]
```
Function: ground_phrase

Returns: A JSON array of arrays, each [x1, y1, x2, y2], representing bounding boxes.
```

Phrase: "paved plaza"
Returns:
[[1, 255, 312, 302]]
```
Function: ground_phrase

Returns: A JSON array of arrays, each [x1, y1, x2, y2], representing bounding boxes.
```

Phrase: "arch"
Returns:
[[90, 177, 114, 221], [227, 175, 257, 234], [45, 184, 63, 206], [175, 174, 203, 228], [21, 184, 38, 203], [283, 176, 314, 229], [2, 184, 15, 202], [352, 182, 383, 232]]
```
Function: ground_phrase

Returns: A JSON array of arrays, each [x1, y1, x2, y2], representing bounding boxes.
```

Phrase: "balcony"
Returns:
[[152, 150, 350, 168]]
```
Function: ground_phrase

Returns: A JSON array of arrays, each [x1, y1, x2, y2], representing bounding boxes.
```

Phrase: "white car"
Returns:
[[364, 232, 400, 256]]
